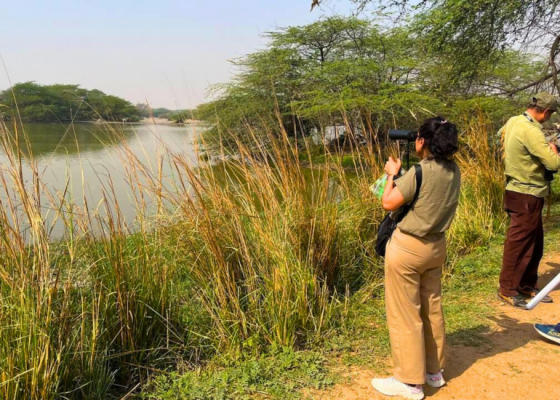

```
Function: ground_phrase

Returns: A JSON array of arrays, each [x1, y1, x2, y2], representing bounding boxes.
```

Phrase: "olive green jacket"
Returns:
[[500, 114, 560, 198]]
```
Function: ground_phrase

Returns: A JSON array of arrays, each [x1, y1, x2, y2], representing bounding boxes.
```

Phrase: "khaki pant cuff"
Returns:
[[394, 372, 424, 386]]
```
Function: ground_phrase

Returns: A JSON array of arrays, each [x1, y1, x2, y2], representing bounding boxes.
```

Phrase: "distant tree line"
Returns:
[[135, 104, 196, 123], [0, 82, 143, 123]]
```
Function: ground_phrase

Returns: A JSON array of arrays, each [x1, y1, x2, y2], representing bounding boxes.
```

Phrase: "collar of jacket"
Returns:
[[522, 112, 543, 129]]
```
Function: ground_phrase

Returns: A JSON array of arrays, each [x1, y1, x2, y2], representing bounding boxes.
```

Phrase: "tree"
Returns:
[[0, 83, 142, 122], [199, 15, 544, 154], [135, 105, 180, 119], [312, 0, 560, 94], [0, 82, 60, 122], [197, 17, 439, 151]]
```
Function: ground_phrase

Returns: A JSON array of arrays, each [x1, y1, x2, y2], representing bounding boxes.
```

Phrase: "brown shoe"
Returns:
[[518, 287, 553, 303], [497, 291, 528, 309]]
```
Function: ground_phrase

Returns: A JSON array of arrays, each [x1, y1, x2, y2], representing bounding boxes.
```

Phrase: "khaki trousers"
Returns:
[[385, 228, 447, 385]]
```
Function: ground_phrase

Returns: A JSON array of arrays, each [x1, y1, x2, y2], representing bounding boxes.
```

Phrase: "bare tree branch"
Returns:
[[492, 69, 560, 96], [550, 34, 560, 93]]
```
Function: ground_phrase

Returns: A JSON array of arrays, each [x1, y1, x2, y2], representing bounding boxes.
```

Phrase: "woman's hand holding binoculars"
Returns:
[[385, 157, 402, 177]]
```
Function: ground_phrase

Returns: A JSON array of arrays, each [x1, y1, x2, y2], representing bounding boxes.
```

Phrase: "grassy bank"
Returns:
[[0, 111, 514, 399], [147, 206, 560, 400], [142, 230, 516, 399]]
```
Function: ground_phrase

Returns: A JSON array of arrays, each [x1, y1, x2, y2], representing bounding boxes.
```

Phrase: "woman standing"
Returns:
[[371, 117, 461, 400]]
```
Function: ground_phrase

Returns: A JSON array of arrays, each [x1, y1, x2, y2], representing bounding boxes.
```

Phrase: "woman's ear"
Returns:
[[416, 137, 426, 156]]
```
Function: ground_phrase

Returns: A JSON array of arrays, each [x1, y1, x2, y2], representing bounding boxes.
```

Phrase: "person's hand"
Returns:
[[549, 142, 559, 155], [384, 157, 402, 176]]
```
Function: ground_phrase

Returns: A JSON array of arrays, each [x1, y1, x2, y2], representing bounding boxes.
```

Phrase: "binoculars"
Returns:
[[388, 129, 418, 141]]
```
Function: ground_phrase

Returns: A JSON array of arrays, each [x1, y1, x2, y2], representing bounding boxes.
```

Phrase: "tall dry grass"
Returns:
[[165, 124, 386, 351], [0, 122, 198, 399], [449, 111, 507, 266], [0, 108, 506, 398]]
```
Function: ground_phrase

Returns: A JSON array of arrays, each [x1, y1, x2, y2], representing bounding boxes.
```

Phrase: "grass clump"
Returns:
[[448, 111, 508, 264], [143, 346, 334, 400]]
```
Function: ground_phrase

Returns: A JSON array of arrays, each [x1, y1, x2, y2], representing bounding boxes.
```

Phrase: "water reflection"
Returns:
[[0, 122, 199, 239], [6, 122, 136, 157], [0, 122, 355, 241]]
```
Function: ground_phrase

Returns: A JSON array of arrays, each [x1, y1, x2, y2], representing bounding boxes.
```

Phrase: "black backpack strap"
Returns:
[[392, 164, 423, 223], [410, 163, 423, 207]]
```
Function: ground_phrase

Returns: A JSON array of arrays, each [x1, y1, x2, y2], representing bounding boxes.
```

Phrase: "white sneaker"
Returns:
[[371, 377, 425, 400], [425, 370, 446, 388]]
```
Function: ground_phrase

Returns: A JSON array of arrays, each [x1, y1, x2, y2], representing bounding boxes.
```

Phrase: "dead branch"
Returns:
[[493, 69, 560, 97], [550, 33, 560, 94]]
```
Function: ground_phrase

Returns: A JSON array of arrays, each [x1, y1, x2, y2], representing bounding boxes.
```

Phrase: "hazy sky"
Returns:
[[1, 0, 356, 110]]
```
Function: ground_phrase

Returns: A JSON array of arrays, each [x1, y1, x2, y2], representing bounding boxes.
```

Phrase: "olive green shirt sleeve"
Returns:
[[497, 126, 504, 140], [394, 167, 417, 203], [524, 126, 560, 171], [496, 126, 505, 148]]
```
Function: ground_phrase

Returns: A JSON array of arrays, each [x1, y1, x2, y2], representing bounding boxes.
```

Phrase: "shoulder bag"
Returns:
[[375, 163, 423, 257]]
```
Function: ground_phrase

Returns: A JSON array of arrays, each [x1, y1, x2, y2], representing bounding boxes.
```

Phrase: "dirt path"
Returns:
[[320, 255, 560, 400]]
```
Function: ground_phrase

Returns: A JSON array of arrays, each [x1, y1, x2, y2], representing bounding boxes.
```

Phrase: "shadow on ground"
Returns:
[[539, 261, 560, 292], [425, 314, 538, 397]]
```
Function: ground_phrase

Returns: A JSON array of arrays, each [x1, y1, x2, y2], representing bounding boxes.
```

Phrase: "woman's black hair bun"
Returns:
[[418, 117, 458, 161]]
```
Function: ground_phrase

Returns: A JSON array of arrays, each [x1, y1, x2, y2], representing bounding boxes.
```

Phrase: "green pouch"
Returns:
[[370, 173, 388, 200]]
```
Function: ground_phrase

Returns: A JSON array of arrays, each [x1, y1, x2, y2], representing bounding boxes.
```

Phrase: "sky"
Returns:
[[0, 0, 357, 110]]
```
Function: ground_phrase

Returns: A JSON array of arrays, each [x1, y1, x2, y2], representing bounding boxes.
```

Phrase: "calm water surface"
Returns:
[[1, 122, 198, 238], [1, 122, 354, 240]]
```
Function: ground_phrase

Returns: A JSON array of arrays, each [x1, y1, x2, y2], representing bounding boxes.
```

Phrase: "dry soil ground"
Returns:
[[319, 255, 560, 400]]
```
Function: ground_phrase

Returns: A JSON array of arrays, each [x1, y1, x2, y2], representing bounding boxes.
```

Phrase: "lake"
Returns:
[[0, 122, 356, 242], [0, 122, 199, 239]]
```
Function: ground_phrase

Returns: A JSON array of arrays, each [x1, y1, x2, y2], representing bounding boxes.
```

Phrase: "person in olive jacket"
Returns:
[[498, 93, 559, 308]]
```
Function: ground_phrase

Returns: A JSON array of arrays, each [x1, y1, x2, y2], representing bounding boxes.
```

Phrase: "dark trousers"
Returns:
[[499, 190, 544, 297]]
